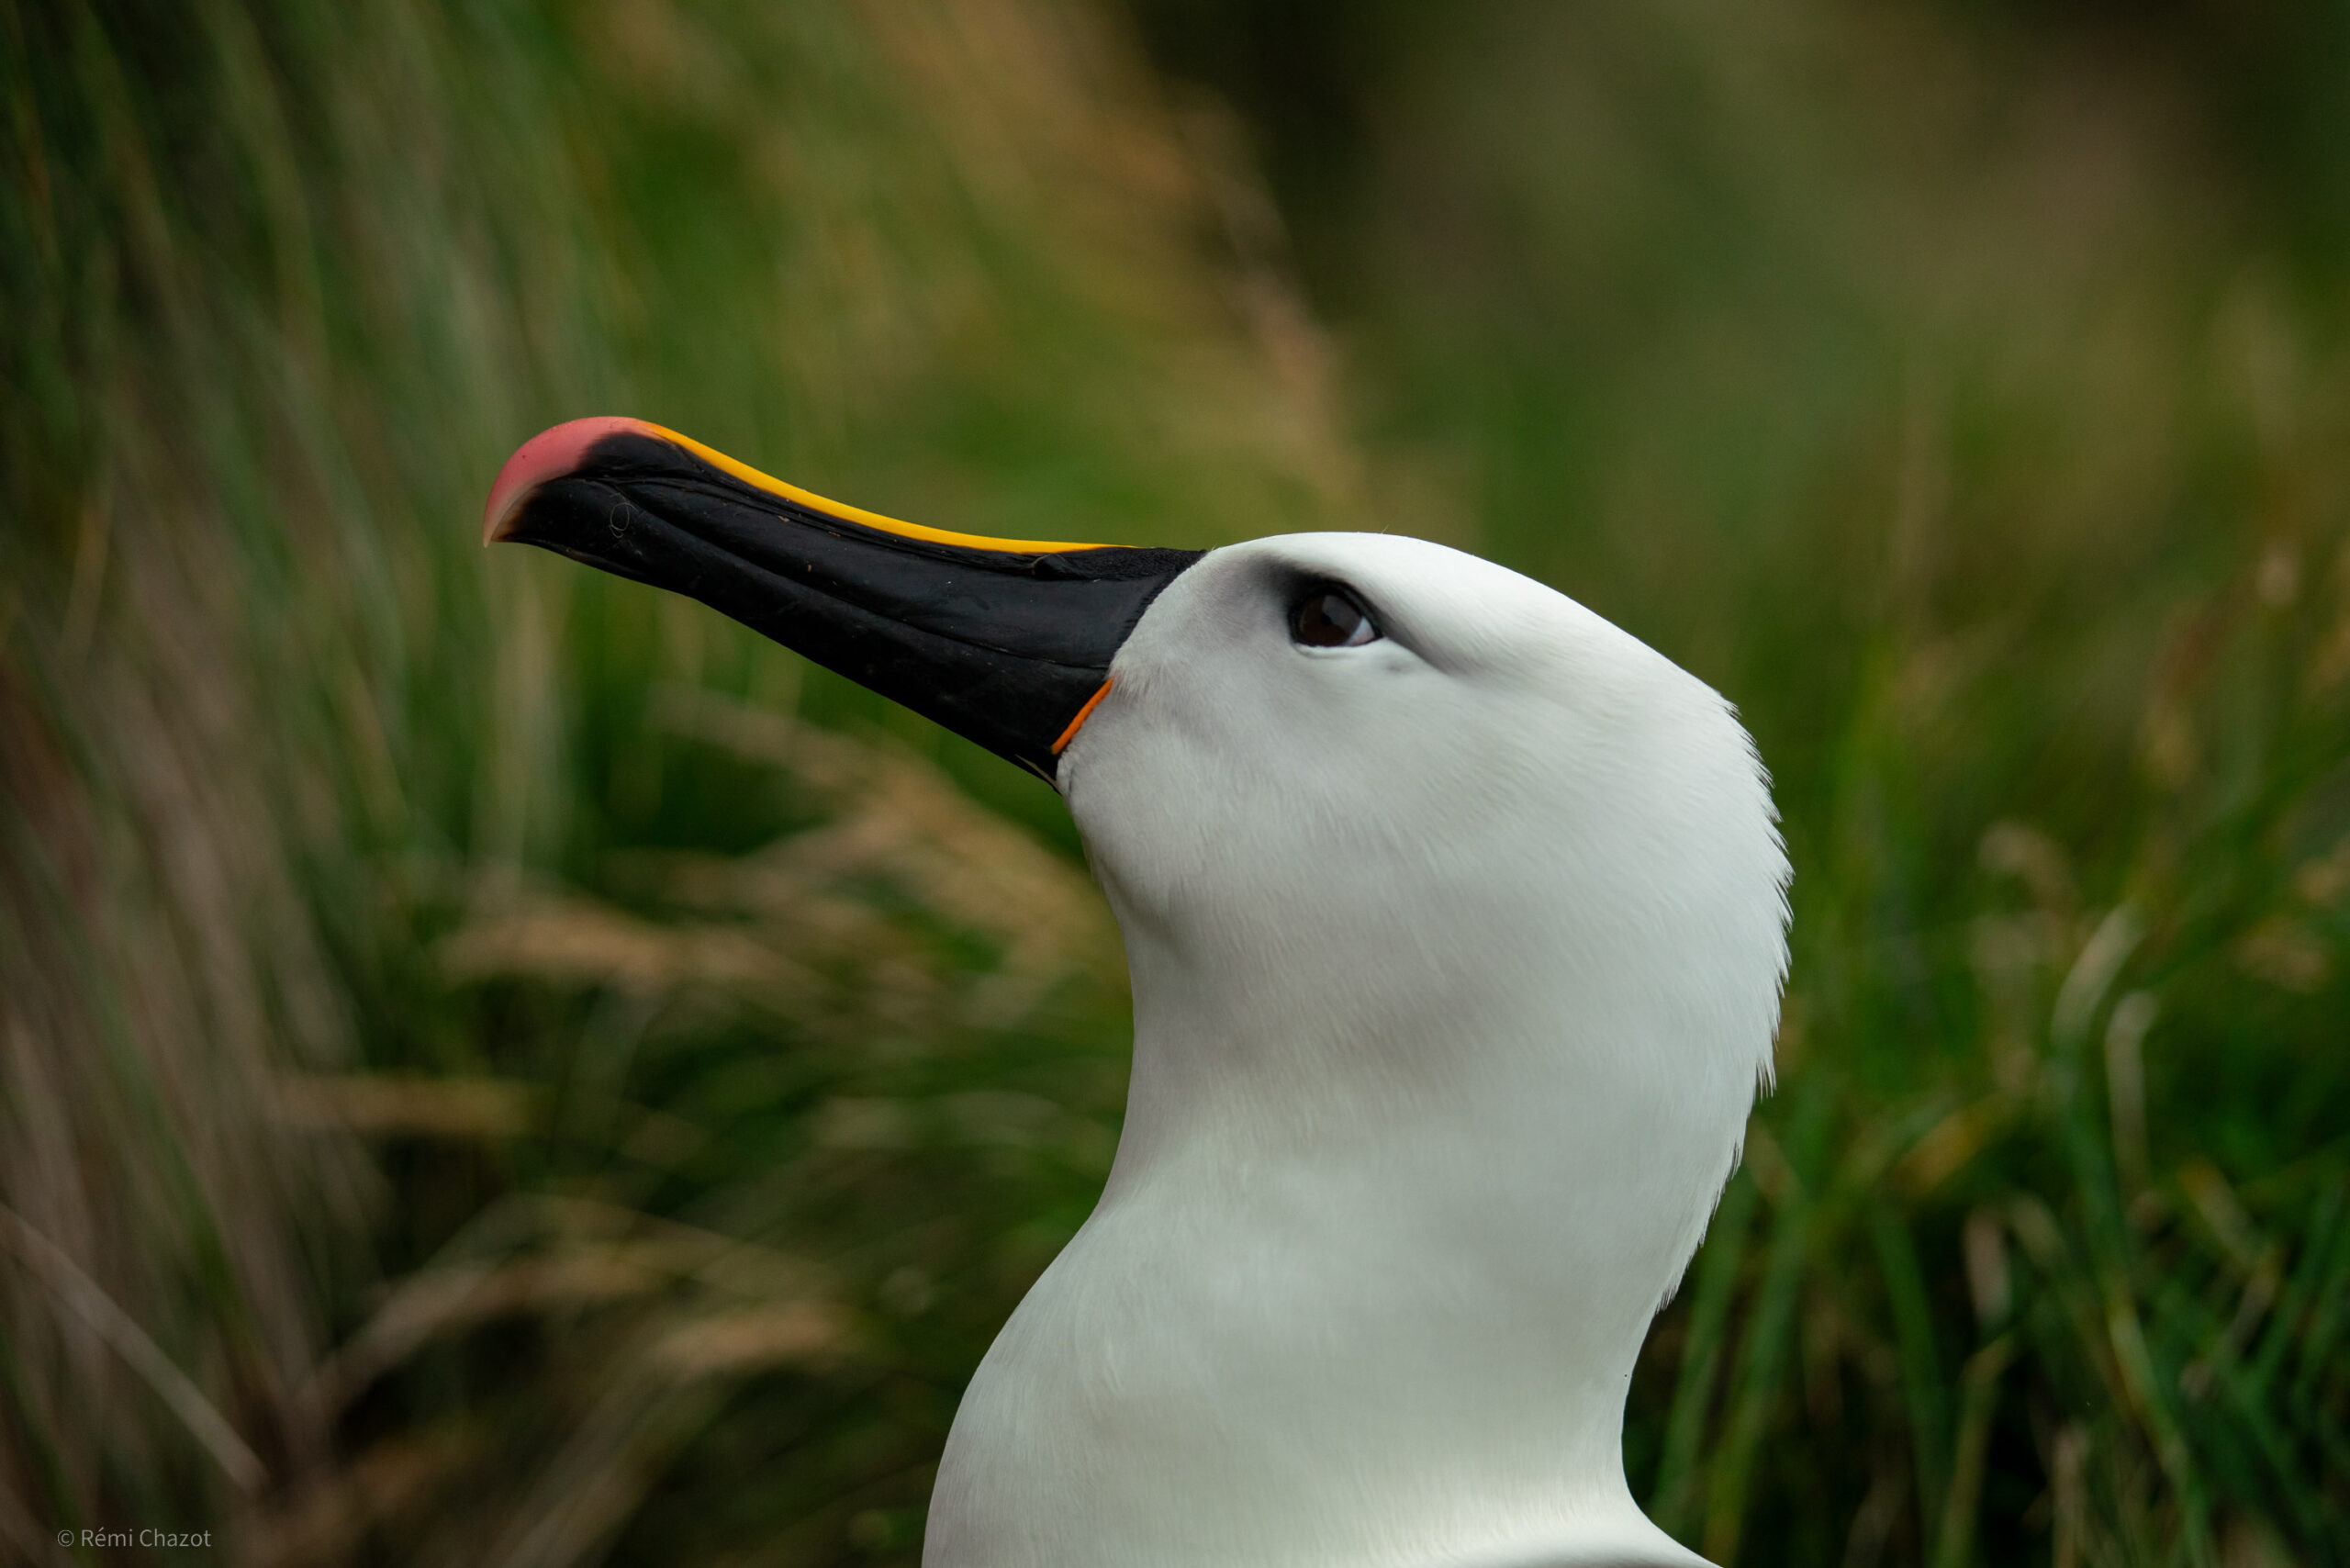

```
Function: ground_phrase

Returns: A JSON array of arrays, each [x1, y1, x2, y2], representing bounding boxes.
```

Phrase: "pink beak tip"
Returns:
[[482, 416, 657, 545]]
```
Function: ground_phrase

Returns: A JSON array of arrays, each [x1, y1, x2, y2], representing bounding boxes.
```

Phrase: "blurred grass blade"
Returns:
[[1930, 1334, 2013, 1568], [1871, 1202, 1950, 1532], [0, 1204, 265, 1493]]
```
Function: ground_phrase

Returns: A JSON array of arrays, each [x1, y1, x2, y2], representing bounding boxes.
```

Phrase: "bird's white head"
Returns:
[[1066, 531, 1786, 1180], [487, 427, 1789, 1567]]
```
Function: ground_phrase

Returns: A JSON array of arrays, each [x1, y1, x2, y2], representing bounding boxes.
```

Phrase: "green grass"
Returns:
[[4, 1, 2347, 1564]]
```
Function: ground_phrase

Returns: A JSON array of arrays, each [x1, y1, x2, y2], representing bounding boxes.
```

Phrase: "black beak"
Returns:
[[484, 419, 1201, 780]]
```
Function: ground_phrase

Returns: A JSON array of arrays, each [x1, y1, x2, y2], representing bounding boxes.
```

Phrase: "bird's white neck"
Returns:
[[923, 928, 1734, 1567]]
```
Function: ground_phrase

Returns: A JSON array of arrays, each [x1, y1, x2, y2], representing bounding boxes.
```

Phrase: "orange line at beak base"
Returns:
[[1051, 679, 1114, 755]]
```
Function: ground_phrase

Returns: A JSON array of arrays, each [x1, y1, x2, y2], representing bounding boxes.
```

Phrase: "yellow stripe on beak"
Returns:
[[639, 422, 1105, 556]]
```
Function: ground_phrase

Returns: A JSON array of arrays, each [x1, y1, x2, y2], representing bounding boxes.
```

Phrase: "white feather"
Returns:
[[925, 534, 1790, 1568]]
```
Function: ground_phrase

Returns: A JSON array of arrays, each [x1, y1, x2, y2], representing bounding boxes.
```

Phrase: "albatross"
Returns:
[[484, 418, 1790, 1568]]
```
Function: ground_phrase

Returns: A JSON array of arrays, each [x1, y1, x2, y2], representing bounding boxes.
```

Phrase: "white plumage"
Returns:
[[925, 532, 1789, 1567]]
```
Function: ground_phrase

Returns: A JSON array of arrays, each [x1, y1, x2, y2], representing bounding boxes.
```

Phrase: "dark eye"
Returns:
[[1289, 584, 1382, 648]]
